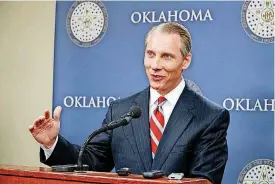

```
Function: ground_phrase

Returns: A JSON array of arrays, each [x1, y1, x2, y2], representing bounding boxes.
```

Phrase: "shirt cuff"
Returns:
[[40, 136, 59, 160]]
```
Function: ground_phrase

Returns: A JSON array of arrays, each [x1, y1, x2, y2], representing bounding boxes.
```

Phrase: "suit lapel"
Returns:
[[123, 88, 152, 171], [151, 85, 195, 170]]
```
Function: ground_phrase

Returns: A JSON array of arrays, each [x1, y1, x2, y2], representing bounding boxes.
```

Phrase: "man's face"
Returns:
[[144, 31, 190, 95]]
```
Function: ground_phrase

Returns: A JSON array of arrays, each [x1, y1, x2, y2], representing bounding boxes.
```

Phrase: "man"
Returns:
[[29, 22, 230, 184]]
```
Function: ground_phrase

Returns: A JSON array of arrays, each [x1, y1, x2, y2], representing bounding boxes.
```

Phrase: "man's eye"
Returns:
[[163, 54, 172, 60], [147, 52, 154, 57]]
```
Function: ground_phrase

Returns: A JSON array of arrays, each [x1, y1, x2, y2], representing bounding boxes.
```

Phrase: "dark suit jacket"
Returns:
[[41, 82, 230, 184]]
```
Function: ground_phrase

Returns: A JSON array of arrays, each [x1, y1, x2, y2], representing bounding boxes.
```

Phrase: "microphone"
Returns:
[[51, 106, 142, 172], [103, 106, 142, 130]]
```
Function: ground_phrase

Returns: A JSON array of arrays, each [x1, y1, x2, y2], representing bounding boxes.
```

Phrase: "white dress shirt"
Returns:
[[42, 78, 185, 160], [149, 78, 185, 129]]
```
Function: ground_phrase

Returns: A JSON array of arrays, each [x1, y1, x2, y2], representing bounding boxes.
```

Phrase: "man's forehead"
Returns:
[[146, 31, 181, 52]]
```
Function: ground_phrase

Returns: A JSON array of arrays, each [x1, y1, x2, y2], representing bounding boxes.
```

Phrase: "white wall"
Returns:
[[0, 1, 55, 166]]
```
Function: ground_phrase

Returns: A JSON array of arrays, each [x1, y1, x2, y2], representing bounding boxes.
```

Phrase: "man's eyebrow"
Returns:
[[145, 49, 155, 53], [161, 52, 176, 57]]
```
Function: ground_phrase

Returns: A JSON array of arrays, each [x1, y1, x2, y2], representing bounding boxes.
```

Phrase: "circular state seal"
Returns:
[[238, 159, 274, 184], [241, 0, 274, 44], [67, 0, 108, 47]]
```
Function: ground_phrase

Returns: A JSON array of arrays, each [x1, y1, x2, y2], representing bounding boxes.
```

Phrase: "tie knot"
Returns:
[[157, 96, 166, 106]]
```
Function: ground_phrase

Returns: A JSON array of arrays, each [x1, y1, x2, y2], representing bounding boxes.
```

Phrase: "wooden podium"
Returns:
[[0, 165, 211, 184]]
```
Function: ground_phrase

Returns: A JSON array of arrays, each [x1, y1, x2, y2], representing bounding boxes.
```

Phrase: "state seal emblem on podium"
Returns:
[[66, 0, 108, 47]]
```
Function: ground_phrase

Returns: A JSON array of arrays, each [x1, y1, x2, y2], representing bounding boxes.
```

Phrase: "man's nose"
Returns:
[[151, 57, 162, 70]]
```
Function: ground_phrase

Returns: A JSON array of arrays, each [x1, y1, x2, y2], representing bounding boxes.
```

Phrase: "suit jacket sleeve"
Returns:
[[190, 109, 230, 184], [40, 103, 115, 172]]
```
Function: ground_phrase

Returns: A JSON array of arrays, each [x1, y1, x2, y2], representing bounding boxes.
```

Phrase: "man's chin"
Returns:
[[149, 83, 161, 91]]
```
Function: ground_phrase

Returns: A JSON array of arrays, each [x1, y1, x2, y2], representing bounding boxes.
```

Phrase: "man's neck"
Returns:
[[157, 78, 183, 96]]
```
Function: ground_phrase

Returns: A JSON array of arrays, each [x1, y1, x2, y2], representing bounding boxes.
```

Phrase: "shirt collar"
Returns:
[[150, 78, 185, 107]]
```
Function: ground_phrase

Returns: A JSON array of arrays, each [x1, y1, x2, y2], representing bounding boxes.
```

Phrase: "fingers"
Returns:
[[30, 116, 46, 134], [29, 124, 34, 133], [29, 106, 62, 134], [44, 110, 50, 119], [53, 106, 62, 121], [34, 116, 45, 127]]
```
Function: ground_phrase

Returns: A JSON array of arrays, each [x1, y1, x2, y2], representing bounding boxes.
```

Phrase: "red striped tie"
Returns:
[[150, 96, 166, 158]]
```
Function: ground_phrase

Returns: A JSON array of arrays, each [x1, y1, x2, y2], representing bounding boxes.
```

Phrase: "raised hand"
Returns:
[[29, 106, 62, 148]]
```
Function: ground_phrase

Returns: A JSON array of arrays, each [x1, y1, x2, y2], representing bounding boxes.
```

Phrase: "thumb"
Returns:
[[53, 106, 62, 121]]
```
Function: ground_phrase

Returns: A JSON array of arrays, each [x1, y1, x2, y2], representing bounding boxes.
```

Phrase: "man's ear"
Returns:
[[182, 53, 192, 70]]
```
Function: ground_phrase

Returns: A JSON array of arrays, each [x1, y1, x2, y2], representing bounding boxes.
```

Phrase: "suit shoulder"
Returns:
[[108, 88, 148, 115], [111, 89, 146, 106], [190, 88, 229, 118], [189, 92, 230, 129], [107, 88, 148, 119], [198, 94, 224, 111]]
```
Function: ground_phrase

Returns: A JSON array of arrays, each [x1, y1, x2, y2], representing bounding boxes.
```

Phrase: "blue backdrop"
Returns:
[[53, 1, 274, 184]]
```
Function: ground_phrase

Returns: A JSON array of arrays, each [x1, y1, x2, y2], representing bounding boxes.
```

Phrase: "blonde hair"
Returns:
[[145, 22, 192, 57]]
